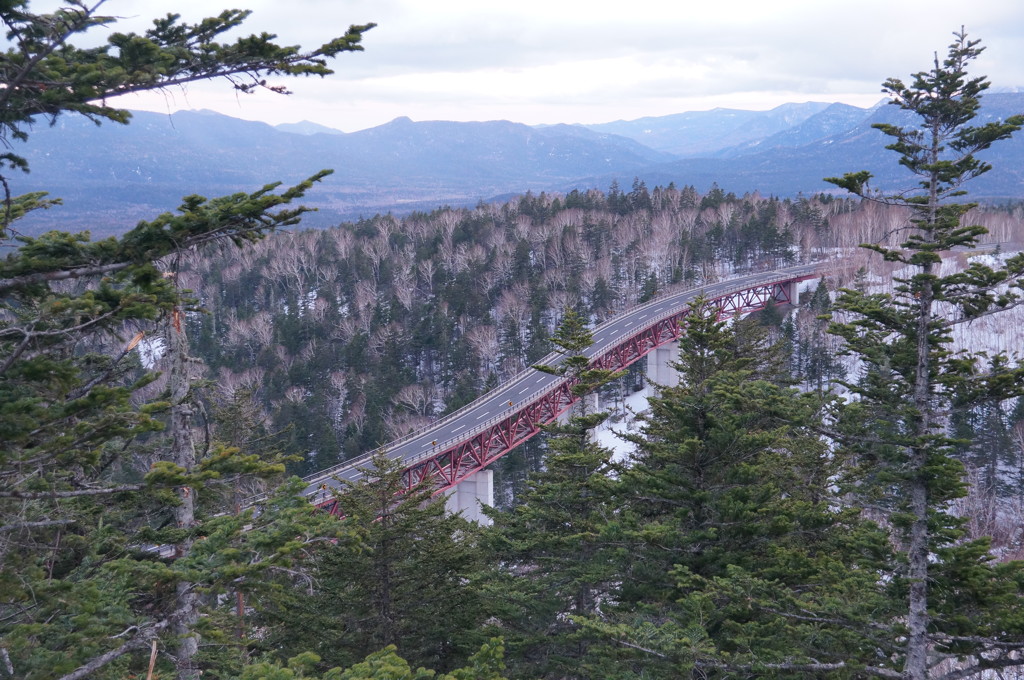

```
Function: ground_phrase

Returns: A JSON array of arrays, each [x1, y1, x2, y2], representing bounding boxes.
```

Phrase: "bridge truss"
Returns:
[[303, 275, 811, 512]]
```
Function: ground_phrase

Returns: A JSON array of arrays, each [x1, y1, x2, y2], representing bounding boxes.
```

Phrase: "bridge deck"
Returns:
[[292, 264, 819, 507]]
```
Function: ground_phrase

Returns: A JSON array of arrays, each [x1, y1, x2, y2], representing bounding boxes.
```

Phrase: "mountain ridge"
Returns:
[[12, 93, 1024, 236]]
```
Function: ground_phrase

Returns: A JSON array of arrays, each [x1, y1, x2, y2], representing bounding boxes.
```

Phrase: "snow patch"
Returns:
[[595, 386, 653, 463], [137, 336, 166, 369]]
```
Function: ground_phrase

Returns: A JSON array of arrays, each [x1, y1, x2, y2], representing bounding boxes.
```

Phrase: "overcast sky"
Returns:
[[79, 0, 1024, 132]]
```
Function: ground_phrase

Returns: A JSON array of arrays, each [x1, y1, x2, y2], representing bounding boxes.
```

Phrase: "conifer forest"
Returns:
[[3, 3, 1024, 679]]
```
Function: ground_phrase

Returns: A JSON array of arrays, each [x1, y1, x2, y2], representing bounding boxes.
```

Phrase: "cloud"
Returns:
[[84, 0, 1024, 131]]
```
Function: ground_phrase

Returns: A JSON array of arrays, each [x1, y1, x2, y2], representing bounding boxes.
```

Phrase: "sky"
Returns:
[[55, 0, 1024, 132]]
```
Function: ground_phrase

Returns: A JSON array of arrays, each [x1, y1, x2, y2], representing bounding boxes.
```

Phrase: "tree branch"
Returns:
[[0, 518, 76, 533], [608, 637, 904, 679], [0, 261, 129, 293], [0, 484, 144, 499], [939, 296, 1024, 328], [55, 618, 170, 680], [934, 654, 1024, 680]]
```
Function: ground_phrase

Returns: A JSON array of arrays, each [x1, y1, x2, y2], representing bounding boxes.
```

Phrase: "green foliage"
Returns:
[[599, 301, 896, 677], [483, 433, 618, 679], [533, 306, 623, 402], [0, 2, 373, 678], [486, 307, 622, 678], [257, 454, 488, 674], [236, 639, 506, 680], [826, 29, 1024, 679]]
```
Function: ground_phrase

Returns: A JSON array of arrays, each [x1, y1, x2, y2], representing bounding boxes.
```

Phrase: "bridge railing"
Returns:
[[383, 270, 812, 477], [294, 348, 565, 488], [289, 268, 813, 493]]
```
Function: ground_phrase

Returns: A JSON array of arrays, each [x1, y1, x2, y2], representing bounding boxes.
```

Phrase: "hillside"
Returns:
[[173, 186, 1022, 484]]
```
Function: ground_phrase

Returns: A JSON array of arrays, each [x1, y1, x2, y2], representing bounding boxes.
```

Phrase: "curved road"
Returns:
[[295, 261, 821, 500]]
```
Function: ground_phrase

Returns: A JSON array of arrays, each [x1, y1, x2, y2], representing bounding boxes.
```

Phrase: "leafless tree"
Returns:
[[368, 323, 400, 358], [328, 227, 354, 260], [382, 410, 430, 440], [496, 284, 530, 328], [283, 385, 309, 404], [393, 382, 439, 417], [392, 264, 416, 311], [465, 324, 500, 373], [418, 259, 437, 295], [345, 392, 367, 435]]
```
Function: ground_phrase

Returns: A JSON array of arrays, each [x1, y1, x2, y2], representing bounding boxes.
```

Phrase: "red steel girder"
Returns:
[[401, 379, 577, 490], [714, 281, 795, 319], [297, 273, 813, 502], [398, 279, 802, 493]]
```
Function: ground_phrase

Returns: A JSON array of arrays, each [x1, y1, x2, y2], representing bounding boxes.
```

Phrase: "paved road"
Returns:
[[300, 262, 822, 498]]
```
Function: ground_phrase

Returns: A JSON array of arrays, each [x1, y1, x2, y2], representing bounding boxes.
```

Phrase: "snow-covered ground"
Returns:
[[593, 385, 651, 463]]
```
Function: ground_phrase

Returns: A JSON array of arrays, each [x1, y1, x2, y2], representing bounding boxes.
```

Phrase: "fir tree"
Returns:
[[593, 300, 896, 677], [236, 639, 508, 680], [0, 2, 373, 678], [258, 454, 488, 674], [826, 29, 1024, 679], [483, 307, 623, 679]]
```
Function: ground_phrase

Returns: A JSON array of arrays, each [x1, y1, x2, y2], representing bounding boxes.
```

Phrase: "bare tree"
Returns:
[[393, 383, 439, 417], [465, 325, 500, 374]]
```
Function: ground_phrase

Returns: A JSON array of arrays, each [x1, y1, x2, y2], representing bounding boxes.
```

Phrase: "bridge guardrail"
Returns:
[[291, 347, 564, 487], [388, 269, 816, 474], [255, 266, 819, 503]]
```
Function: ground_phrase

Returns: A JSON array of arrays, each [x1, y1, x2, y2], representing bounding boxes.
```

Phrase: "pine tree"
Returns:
[[483, 307, 623, 679], [798, 277, 845, 394], [532, 306, 621, 405], [236, 639, 508, 680], [258, 454, 488, 674], [0, 3, 373, 677], [825, 29, 1024, 679], [482, 428, 618, 679], [593, 300, 896, 677]]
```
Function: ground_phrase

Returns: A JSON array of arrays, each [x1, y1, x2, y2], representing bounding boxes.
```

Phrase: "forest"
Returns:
[[174, 187, 1024, 487], [3, 3, 1024, 680]]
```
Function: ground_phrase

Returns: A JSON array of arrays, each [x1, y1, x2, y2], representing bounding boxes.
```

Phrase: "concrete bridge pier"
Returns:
[[444, 469, 494, 524], [646, 340, 680, 388], [556, 391, 600, 425]]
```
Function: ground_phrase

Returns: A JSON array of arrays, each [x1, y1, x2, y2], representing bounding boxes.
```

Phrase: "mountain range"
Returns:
[[13, 93, 1024, 236]]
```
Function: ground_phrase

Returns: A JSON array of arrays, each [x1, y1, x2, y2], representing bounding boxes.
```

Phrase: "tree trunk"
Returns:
[[168, 309, 201, 680], [905, 135, 941, 679]]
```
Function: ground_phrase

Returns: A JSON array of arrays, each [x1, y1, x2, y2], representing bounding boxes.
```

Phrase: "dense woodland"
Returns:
[[4, 4, 1024, 680], [177, 189, 1024, 484]]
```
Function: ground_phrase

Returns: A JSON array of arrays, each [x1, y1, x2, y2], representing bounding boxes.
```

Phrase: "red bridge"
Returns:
[[300, 264, 818, 510]]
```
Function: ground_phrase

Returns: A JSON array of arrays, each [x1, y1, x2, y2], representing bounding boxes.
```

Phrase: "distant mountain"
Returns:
[[12, 94, 1024, 236], [13, 111, 671, 234], [570, 93, 1024, 201], [584, 102, 834, 156], [712, 102, 881, 158], [275, 120, 346, 136]]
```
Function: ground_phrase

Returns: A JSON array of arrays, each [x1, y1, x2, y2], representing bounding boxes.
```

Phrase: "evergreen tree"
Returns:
[[532, 306, 621, 404], [0, 3, 373, 677], [484, 307, 622, 678], [798, 277, 845, 394], [593, 300, 896, 677], [259, 454, 488, 674], [482, 423, 618, 679], [236, 639, 508, 680], [825, 29, 1024, 679]]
